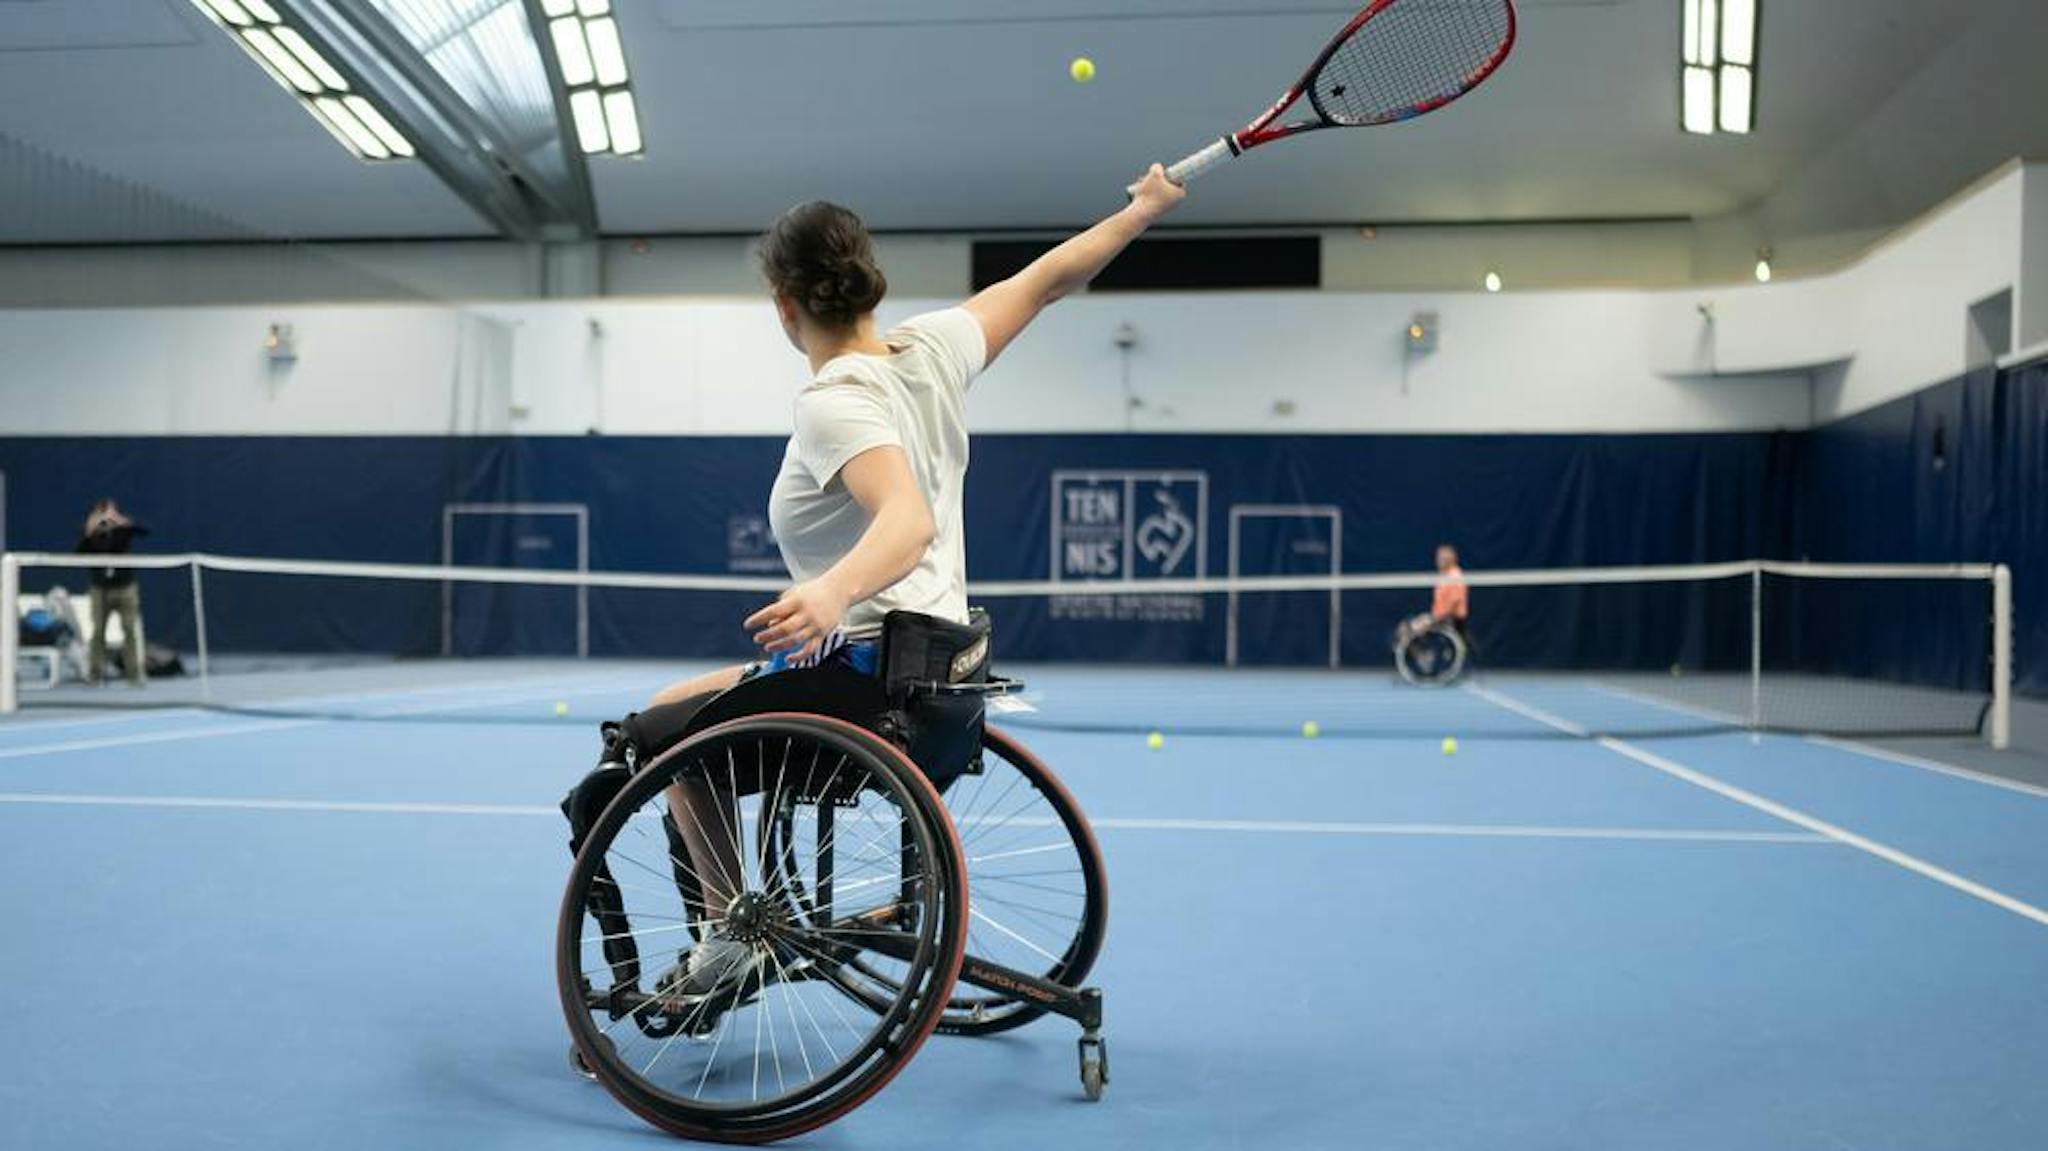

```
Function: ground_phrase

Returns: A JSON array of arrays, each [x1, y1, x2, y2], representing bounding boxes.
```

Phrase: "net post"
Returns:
[[1749, 565, 1763, 732], [189, 560, 212, 703], [1, 552, 18, 716], [1991, 564, 2012, 751]]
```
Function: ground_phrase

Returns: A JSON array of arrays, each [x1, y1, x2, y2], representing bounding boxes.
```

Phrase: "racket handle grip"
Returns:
[[1166, 138, 1236, 186], [1126, 137, 1236, 199]]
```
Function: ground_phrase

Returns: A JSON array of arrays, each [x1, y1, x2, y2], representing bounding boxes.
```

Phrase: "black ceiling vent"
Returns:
[[972, 235, 1320, 292]]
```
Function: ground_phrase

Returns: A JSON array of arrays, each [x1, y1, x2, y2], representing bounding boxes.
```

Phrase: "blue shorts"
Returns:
[[743, 633, 879, 681]]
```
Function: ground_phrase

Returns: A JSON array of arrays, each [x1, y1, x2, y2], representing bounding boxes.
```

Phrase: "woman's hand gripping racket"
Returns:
[[1143, 0, 1517, 192]]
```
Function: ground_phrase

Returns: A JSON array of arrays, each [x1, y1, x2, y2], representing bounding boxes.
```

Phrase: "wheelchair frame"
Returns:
[[557, 660, 1109, 1143]]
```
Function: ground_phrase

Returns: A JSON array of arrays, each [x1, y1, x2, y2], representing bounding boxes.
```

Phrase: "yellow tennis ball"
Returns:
[[554, 701, 570, 717], [1146, 731, 1164, 750], [1441, 737, 1459, 756], [1301, 720, 1321, 739], [1070, 56, 1096, 84]]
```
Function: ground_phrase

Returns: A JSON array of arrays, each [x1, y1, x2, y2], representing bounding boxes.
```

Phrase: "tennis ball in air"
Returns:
[[1146, 731, 1165, 751], [1441, 736, 1459, 756], [553, 701, 571, 717], [1070, 56, 1096, 83], [1301, 720, 1321, 739]]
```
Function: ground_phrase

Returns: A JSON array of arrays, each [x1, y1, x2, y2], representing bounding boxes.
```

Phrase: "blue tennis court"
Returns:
[[8, 1, 2048, 1145], [4, 662, 2044, 1150]]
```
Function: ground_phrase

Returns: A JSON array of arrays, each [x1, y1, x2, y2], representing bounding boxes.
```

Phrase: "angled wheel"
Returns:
[[556, 713, 969, 1144], [1395, 625, 1467, 687], [936, 726, 1107, 1035], [785, 725, 1107, 1036]]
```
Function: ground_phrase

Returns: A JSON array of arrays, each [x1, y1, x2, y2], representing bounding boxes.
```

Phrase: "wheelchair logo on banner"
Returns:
[[1049, 470, 1208, 622]]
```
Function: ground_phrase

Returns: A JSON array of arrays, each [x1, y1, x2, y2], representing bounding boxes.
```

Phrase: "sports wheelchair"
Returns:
[[1393, 615, 1470, 686], [556, 611, 1109, 1143]]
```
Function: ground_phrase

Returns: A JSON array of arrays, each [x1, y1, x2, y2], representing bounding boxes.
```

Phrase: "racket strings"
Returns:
[[1313, 0, 1514, 126]]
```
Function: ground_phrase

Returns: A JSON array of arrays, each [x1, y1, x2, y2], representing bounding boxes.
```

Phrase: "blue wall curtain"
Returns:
[[1, 365, 2040, 692]]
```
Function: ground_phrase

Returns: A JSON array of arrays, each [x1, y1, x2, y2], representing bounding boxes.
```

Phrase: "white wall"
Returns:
[[2022, 164, 2048, 353], [467, 290, 1810, 437], [1649, 163, 2034, 420], [0, 305, 511, 435], [0, 288, 1808, 438], [6, 162, 2045, 438]]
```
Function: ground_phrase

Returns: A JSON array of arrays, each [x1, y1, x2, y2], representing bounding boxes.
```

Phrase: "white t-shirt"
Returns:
[[769, 308, 988, 637]]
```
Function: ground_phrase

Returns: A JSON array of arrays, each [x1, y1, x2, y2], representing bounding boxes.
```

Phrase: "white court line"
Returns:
[[1806, 735, 2048, 802], [0, 663, 647, 733], [1585, 681, 2048, 803], [1588, 681, 1745, 727], [1466, 682, 2048, 930], [0, 675, 649, 763], [0, 793, 557, 816], [0, 790, 1827, 844], [0, 707, 210, 735]]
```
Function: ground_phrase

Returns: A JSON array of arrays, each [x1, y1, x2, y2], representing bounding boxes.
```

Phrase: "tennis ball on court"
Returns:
[[1146, 731, 1165, 751], [1301, 720, 1321, 739], [1070, 56, 1096, 83], [553, 701, 570, 717], [1441, 737, 1459, 756], [1670, 664, 1683, 678]]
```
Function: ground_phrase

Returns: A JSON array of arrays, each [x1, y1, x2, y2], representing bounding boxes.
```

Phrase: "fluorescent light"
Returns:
[[314, 96, 392, 160], [1722, 0, 1757, 66], [274, 26, 349, 91], [200, 0, 253, 27], [1682, 66, 1716, 135], [577, 0, 613, 15], [570, 88, 610, 153], [1483, 271, 1503, 293], [551, 17, 595, 87], [540, 0, 575, 13], [1697, 0, 1719, 65], [243, 28, 321, 94], [603, 89, 642, 155], [195, 2, 415, 162], [344, 95, 414, 157], [586, 17, 629, 87], [1718, 64, 1753, 133]]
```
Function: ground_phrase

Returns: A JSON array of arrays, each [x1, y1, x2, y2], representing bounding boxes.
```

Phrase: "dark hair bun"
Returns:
[[760, 201, 887, 327]]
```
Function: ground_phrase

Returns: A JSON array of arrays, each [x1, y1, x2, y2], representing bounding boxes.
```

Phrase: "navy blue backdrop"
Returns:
[[2, 362, 2040, 693]]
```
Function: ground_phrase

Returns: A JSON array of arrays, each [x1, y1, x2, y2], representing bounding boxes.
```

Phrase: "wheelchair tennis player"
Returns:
[[600, 166, 1186, 1002], [1394, 544, 1473, 684]]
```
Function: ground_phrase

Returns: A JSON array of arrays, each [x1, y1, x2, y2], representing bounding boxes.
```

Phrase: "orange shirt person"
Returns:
[[1430, 545, 1468, 625]]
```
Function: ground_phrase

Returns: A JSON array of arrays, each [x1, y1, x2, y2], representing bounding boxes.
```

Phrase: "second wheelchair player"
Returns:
[[1394, 544, 1473, 685]]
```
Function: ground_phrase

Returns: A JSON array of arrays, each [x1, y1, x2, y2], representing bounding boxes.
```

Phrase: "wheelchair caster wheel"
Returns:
[[569, 1034, 615, 1082], [1078, 1035, 1109, 1102]]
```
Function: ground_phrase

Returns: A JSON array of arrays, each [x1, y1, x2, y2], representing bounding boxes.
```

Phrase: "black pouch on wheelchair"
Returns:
[[881, 608, 991, 787]]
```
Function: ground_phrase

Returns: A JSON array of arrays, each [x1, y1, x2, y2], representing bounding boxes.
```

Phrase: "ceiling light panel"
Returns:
[[537, 1, 641, 156], [1679, 0, 1757, 137], [189, 0, 416, 161]]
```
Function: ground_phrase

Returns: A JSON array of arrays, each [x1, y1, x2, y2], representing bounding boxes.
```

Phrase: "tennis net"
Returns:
[[0, 551, 2011, 746]]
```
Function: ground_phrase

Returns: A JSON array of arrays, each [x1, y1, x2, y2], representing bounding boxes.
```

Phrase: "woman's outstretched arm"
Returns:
[[963, 164, 1187, 366]]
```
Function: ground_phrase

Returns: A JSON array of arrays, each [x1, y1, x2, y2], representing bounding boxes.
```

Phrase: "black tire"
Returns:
[[556, 713, 970, 1145], [793, 725, 1108, 1037], [934, 726, 1108, 1035], [1396, 626, 1468, 687]]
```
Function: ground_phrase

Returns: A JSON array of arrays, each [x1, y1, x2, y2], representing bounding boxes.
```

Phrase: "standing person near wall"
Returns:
[[76, 499, 149, 686]]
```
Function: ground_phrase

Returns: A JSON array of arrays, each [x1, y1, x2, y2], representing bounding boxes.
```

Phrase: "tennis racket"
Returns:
[[1150, 0, 1517, 189]]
